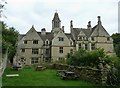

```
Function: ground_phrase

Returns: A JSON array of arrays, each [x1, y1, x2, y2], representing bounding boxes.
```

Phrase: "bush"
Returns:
[[67, 48, 105, 68]]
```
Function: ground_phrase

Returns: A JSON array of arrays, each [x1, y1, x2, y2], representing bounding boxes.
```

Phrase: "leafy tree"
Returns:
[[1, 21, 19, 63], [111, 33, 120, 57]]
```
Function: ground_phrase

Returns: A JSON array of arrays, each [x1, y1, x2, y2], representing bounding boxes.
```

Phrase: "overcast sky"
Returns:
[[1, 0, 120, 35]]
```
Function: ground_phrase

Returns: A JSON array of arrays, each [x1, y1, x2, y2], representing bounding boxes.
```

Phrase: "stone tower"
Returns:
[[52, 12, 61, 34]]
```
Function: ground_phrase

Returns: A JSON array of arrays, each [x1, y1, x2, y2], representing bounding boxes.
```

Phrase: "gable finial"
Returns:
[[97, 16, 102, 24]]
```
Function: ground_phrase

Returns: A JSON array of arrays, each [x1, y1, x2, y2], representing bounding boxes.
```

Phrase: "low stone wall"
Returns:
[[53, 63, 107, 85]]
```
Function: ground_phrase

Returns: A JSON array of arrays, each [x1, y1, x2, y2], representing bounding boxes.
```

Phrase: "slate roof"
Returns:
[[90, 24, 110, 37], [52, 12, 61, 21], [37, 32, 54, 41], [65, 33, 74, 40], [19, 34, 25, 40], [71, 28, 91, 40]]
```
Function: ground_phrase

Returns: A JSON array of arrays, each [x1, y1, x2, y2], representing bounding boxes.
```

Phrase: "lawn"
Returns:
[[2, 67, 97, 86]]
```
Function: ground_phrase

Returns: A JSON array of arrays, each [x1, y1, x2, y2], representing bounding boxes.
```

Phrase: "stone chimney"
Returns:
[[62, 26, 64, 32], [41, 28, 46, 35], [97, 16, 102, 25], [87, 21, 91, 29], [70, 20, 73, 28]]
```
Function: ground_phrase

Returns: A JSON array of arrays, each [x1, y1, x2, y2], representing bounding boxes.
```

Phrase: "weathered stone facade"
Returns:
[[13, 12, 114, 66]]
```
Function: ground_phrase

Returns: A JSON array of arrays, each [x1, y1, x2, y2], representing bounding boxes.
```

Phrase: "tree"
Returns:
[[111, 33, 120, 57], [67, 48, 106, 68], [2, 21, 19, 63]]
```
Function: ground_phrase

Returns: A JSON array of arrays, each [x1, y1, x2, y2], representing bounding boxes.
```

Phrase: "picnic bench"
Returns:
[[35, 66, 46, 71], [12, 65, 22, 71], [6, 74, 19, 77], [57, 70, 79, 80]]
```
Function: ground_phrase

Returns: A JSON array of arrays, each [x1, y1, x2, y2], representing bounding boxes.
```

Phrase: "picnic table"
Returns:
[[61, 71, 79, 80], [12, 65, 22, 71], [35, 66, 46, 71]]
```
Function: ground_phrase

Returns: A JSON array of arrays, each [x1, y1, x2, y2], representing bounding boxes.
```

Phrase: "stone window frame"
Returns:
[[70, 49, 73, 54], [107, 37, 110, 41], [31, 57, 39, 64], [58, 37, 64, 41], [78, 36, 82, 40], [32, 48, 39, 54], [91, 37, 94, 41], [78, 43, 82, 49], [45, 40, 49, 45], [91, 43, 95, 50], [46, 48, 49, 54], [24, 40, 27, 44], [33, 40, 38, 44], [21, 48, 25, 53], [59, 47, 63, 53], [85, 44, 88, 50]]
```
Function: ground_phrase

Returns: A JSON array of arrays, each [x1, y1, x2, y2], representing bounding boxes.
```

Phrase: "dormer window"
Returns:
[[78, 36, 82, 40], [59, 37, 64, 41], [33, 40, 38, 44], [45, 40, 49, 45], [107, 37, 110, 41]]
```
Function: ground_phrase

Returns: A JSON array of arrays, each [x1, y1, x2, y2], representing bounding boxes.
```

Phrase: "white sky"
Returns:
[[1, 0, 120, 35]]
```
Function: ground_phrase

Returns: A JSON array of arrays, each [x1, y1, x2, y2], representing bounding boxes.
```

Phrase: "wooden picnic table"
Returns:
[[36, 66, 46, 71], [61, 71, 79, 80], [12, 66, 22, 71]]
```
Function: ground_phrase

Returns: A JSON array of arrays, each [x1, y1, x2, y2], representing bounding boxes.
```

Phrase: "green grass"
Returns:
[[2, 67, 97, 86]]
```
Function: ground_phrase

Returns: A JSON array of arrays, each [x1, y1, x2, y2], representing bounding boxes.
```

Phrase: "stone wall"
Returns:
[[53, 63, 107, 85]]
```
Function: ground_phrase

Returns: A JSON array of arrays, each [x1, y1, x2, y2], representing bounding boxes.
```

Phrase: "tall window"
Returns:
[[91, 44, 95, 50], [20, 57, 26, 62], [79, 43, 82, 49], [46, 49, 49, 54], [59, 37, 64, 41], [31, 57, 38, 64], [32, 48, 39, 54], [85, 44, 88, 50], [107, 37, 110, 41], [33, 40, 38, 44], [21, 48, 25, 52], [70, 49, 73, 54], [91, 37, 94, 41], [59, 47, 63, 53], [78, 36, 82, 40], [24, 40, 27, 44], [46, 40, 49, 45], [84, 37, 87, 41]]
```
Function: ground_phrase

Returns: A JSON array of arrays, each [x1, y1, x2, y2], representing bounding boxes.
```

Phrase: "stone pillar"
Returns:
[[89, 43, 91, 51], [98, 57, 107, 85]]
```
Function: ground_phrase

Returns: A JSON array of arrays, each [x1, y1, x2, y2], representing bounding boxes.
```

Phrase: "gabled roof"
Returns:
[[65, 33, 74, 40], [38, 32, 54, 41], [90, 24, 110, 37], [19, 34, 25, 40], [52, 12, 61, 21], [72, 28, 91, 40]]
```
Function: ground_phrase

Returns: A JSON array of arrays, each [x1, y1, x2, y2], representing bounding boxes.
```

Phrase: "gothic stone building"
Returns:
[[13, 12, 114, 66]]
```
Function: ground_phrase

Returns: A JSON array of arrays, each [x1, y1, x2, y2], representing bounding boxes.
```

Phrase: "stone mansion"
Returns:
[[13, 12, 114, 66]]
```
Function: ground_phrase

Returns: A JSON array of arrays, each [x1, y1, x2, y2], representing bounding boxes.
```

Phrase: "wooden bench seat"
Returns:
[[6, 74, 19, 77]]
